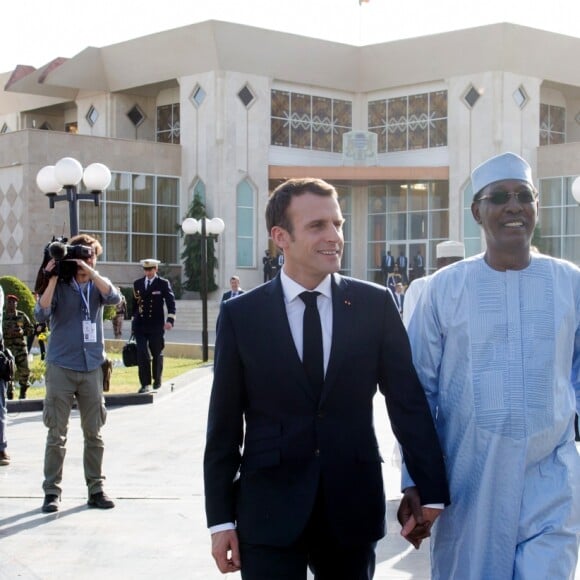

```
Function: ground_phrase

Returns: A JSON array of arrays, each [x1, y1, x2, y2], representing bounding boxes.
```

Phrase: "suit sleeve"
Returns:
[[203, 303, 245, 527], [378, 288, 450, 506], [163, 279, 176, 326]]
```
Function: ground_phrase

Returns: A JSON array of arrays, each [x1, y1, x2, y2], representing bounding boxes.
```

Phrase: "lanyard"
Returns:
[[73, 280, 92, 321]]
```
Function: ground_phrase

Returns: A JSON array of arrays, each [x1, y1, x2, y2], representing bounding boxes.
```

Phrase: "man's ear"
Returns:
[[271, 226, 289, 249], [471, 202, 482, 225]]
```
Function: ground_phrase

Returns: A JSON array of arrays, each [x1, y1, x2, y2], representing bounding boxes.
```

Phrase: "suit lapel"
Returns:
[[320, 274, 353, 404]]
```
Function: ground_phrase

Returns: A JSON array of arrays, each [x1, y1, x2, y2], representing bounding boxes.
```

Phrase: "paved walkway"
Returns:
[[1, 364, 578, 579], [0, 364, 436, 580]]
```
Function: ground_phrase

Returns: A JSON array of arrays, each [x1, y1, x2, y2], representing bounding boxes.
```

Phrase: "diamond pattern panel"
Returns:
[[0, 167, 25, 263]]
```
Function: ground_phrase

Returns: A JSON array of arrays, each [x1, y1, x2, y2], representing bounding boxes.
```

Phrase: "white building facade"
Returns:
[[0, 21, 579, 291]]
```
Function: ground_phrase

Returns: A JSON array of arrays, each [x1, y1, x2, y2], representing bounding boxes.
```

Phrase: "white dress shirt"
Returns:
[[280, 269, 332, 375]]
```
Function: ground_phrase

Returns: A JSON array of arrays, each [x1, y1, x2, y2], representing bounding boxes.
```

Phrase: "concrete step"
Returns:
[[174, 299, 220, 331]]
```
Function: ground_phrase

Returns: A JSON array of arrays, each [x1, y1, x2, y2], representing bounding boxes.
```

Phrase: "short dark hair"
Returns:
[[69, 233, 103, 257], [266, 178, 337, 234]]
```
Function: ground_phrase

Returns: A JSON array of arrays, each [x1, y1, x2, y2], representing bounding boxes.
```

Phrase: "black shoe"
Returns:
[[19, 386, 28, 400], [88, 491, 115, 509], [0, 450, 10, 466], [6, 385, 13, 400], [138, 385, 151, 394], [153, 383, 161, 390], [42, 494, 60, 513]]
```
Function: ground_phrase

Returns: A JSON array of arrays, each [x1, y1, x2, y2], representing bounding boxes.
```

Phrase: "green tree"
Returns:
[[180, 196, 218, 292], [0, 276, 35, 320]]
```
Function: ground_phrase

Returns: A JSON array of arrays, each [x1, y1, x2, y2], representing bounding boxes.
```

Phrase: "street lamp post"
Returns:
[[36, 157, 112, 237], [182, 216, 225, 361]]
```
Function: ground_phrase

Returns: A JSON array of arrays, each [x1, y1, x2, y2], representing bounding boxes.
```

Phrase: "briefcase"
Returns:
[[122, 336, 138, 367]]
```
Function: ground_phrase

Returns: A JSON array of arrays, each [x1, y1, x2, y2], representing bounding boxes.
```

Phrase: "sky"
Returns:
[[1, 0, 579, 73]]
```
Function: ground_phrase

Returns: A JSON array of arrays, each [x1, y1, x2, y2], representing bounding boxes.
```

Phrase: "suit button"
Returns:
[[314, 449, 320, 456]]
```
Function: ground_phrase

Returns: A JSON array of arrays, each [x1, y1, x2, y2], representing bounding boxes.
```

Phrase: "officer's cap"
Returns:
[[140, 259, 160, 268], [6, 294, 18, 302]]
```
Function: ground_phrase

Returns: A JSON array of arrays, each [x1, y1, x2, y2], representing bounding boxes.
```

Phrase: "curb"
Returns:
[[7, 392, 154, 413]]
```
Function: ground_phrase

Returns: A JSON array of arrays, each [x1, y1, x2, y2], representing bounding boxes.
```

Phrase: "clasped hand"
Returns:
[[397, 486, 442, 549]]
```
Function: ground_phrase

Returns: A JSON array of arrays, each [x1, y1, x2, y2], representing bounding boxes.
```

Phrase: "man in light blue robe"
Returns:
[[403, 152, 580, 579]]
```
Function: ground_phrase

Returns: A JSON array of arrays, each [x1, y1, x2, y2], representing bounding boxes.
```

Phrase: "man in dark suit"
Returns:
[[381, 250, 394, 285], [221, 275, 245, 302], [204, 178, 449, 579], [132, 259, 176, 393], [413, 250, 425, 278], [396, 251, 408, 285]]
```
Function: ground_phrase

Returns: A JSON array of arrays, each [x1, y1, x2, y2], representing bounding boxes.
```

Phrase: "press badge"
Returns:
[[83, 321, 97, 343]]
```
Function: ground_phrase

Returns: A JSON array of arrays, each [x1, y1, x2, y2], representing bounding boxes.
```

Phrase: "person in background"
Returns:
[[390, 281, 405, 316], [262, 250, 273, 282], [35, 234, 120, 513], [402, 241, 465, 329], [132, 259, 176, 393], [221, 276, 245, 302], [396, 251, 408, 285], [112, 289, 127, 339], [3, 294, 34, 400], [204, 177, 449, 579], [404, 152, 580, 578], [381, 250, 395, 286], [0, 286, 9, 466], [413, 250, 425, 278]]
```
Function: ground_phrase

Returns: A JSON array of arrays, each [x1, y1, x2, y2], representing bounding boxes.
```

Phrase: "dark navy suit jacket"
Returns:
[[132, 276, 176, 333], [204, 273, 449, 546]]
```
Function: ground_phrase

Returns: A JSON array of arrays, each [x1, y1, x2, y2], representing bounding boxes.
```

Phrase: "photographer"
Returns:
[[35, 234, 120, 513]]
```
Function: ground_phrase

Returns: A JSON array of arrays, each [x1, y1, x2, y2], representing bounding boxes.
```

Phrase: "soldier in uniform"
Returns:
[[112, 289, 127, 339], [132, 259, 176, 393], [2, 294, 34, 400]]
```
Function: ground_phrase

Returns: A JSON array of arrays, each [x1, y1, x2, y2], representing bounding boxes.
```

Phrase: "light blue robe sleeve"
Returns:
[[401, 279, 443, 490], [574, 293, 580, 416]]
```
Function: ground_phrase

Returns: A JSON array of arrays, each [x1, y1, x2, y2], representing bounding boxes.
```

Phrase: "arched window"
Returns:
[[236, 180, 256, 267]]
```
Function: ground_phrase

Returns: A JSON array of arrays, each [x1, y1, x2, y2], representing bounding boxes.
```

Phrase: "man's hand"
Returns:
[[43, 258, 57, 276], [74, 259, 96, 278], [164, 322, 173, 331], [397, 487, 442, 549], [211, 529, 241, 573]]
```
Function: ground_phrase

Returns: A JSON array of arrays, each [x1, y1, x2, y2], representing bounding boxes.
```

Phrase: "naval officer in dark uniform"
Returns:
[[132, 258, 176, 393]]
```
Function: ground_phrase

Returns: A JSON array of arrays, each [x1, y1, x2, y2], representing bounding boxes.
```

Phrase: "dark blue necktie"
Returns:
[[299, 291, 324, 398]]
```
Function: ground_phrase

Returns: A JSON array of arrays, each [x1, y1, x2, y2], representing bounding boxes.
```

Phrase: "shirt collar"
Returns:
[[280, 269, 332, 304]]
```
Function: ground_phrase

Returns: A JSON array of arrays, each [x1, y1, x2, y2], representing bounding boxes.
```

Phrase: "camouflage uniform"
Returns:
[[3, 309, 34, 399]]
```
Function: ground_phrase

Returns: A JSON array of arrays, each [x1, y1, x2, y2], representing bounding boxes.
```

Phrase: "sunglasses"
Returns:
[[476, 190, 537, 205]]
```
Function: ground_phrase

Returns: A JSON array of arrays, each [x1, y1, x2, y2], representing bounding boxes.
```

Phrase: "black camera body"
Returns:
[[48, 241, 93, 262], [34, 237, 94, 293]]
